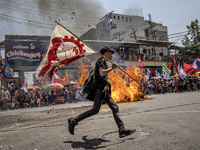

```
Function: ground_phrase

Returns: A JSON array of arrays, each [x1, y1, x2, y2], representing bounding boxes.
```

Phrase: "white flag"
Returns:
[[36, 24, 96, 84], [179, 66, 187, 79], [21, 77, 30, 92]]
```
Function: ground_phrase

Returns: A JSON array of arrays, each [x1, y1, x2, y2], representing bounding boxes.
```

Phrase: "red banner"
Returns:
[[183, 62, 200, 74]]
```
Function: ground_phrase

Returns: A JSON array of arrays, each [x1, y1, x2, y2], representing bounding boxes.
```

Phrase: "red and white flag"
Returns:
[[36, 24, 96, 84], [172, 55, 179, 74], [137, 55, 145, 70]]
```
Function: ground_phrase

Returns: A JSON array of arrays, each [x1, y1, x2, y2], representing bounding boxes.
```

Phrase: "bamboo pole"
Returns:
[[55, 21, 142, 87]]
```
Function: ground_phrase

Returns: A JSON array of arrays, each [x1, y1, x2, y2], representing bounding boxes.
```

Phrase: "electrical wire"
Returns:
[[0, 1, 101, 24]]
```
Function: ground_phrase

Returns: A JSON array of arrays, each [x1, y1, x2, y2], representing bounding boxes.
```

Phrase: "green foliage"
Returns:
[[181, 19, 200, 58]]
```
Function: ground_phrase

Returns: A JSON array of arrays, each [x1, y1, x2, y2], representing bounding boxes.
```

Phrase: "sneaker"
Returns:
[[68, 117, 77, 135], [119, 128, 136, 138]]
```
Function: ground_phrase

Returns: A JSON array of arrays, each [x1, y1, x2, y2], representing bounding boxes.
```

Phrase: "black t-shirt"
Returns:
[[95, 58, 109, 90]]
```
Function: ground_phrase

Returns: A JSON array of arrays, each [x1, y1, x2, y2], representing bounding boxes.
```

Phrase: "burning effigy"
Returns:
[[78, 63, 145, 103]]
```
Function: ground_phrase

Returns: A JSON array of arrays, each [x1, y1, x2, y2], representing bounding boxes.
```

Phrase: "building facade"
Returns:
[[81, 12, 172, 69]]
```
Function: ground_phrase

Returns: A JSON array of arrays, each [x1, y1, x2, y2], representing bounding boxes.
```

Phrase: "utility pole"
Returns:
[[129, 26, 138, 41], [116, 31, 126, 41], [146, 14, 157, 40]]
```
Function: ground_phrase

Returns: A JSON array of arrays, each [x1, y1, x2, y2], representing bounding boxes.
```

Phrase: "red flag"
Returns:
[[36, 24, 96, 84], [172, 55, 176, 65], [183, 62, 200, 74], [172, 55, 179, 74], [150, 69, 153, 75], [137, 55, 145, 70], [167, 64, 172, 70]]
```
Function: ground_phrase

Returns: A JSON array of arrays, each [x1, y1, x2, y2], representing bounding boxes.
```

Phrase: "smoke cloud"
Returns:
[[123, 3, 142, 16], [0, 0, 106, 40]]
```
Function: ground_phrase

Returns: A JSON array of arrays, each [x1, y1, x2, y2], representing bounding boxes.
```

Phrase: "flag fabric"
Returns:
[[150, 68, 153, 75], [4, 59, 12, 78], [53, 73, 70, 86], [36, 24, 96, 84], [172, 55, 179, 74], [179, 66, 187, 79], [162, 72, 169, 80], [177, 63, 181, 74], [162, 63, 171, 76], [156, 68, 161, 78], [192, 60, 200, 70], [137, 55, 145, 70], [172, 55, 176, 65], [157, 68, 161, 75], [146, 69, 151, 80], [146, 68, 153, 80], [183, 62, 200, 74], [167, 64, 172, 70], [21, 77, 30, 92]]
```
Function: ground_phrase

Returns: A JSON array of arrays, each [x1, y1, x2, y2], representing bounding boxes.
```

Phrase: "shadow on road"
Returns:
[[64, 132, 142, 149], [64, 135, 110, 149]]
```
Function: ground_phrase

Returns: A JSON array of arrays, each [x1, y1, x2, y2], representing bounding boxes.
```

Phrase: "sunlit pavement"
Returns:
[[0, 91, 199, 150]]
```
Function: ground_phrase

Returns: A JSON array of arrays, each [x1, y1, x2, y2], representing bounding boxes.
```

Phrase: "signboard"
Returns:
[[5, 35, 50, 67]]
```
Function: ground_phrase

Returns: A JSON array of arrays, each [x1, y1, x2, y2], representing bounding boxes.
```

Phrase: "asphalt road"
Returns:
[[0, 91, 200, 150]]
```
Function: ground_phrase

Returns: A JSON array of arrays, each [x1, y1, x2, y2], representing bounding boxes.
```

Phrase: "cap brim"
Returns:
[[109, 49, 115, 54]]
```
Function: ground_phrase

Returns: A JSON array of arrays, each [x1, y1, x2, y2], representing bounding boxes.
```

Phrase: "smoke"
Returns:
[[35, 0, 105, 36], [0, 0, 106, 40], [123, 3, 142, 16]]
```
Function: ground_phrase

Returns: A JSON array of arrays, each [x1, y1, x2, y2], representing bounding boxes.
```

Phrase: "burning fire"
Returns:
[[78, 63, 90, 86], [108, 65, 144, 103], [78, 63, 145, 103]]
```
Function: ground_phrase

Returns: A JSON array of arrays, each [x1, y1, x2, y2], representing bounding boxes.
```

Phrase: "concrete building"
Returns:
[[82, 12, 168, 42], [81, 12, 173, 70]]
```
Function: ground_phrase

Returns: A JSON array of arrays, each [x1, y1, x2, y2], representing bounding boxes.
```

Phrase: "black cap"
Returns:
[[100, 46, 115, 54]]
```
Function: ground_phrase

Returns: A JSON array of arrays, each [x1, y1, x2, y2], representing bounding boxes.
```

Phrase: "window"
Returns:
[[130, 18, 132, 22], [118, 16, 120, 20], [126, 17, 128, 22]]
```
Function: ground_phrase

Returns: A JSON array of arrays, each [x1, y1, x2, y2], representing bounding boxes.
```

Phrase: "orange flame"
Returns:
[[78, 62, 90, 86], [78, 63, 145, 103], [108, 66, 144, 103]]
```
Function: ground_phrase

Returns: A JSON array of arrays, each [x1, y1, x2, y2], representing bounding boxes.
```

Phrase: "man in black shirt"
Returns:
[[68, 46, 136, 138]]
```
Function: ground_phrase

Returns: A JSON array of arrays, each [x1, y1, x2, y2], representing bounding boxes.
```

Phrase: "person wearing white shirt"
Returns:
[[2, 88, 11, 111]]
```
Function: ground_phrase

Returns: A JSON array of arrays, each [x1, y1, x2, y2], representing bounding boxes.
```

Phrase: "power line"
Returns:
[[0, 4, 99, 31], [0, 1, 101, 24], [168, 31, 188, 36], [0, 14, 55, 27], [3, 0, 102, 21]]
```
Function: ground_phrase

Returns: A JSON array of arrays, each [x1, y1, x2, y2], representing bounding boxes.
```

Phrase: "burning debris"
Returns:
[[78, 63, 145, 103], [108, 65, 144, 103]]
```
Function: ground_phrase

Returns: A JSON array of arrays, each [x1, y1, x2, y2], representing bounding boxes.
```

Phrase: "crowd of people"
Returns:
[[144, 75, 200, 95], [0, 87, 86, 111], [1, 75, 199, 111]]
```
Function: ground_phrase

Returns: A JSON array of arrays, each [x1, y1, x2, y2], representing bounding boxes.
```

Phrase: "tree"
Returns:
[[181, 19, 200, 59]]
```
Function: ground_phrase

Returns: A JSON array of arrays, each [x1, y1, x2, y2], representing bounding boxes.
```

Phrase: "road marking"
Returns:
[[138, 110, 200, 114], [0, 110, 199, 136]]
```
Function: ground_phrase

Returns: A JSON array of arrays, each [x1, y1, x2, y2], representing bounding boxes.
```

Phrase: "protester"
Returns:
[[178, 77, 184, 93], [2, 88, 11, 111], [68, 46, 136, 138]]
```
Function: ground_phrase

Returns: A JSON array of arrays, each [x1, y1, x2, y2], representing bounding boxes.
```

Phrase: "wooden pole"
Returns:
[[55, 21, 142, 87]]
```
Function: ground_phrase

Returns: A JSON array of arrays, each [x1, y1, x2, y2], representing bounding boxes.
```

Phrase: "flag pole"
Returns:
[[55, 21, 142, 87]]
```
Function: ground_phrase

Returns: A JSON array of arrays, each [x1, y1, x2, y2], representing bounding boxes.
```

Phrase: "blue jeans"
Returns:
[[3, 98, 8, 111], [75, 89, 124, 129]]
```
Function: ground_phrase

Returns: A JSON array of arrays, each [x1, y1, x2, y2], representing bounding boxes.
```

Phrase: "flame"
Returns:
[[78, 63, 145, 103], [109, 66, 145, 103], [78, 62, 90, 86]]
